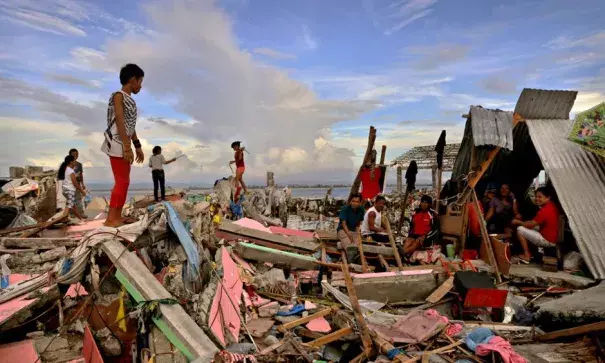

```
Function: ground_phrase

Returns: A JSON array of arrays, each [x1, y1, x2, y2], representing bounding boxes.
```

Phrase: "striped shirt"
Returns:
[[106, 90, 137, 140]]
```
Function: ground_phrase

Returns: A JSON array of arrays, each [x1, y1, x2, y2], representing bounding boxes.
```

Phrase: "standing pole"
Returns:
[[341, 251, 373, 355], [471, 189, 501, 283], [396, 167, 403, 194], [384, 217, 405, 270]]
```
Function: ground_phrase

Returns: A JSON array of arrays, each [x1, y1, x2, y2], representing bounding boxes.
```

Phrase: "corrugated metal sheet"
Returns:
[[391, 143, 460, 170], [526, 118, 605, 279], [515, 88, 578, 120], [470, 106, 514, 150]]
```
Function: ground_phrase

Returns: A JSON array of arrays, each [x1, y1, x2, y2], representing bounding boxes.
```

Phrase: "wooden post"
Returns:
[[431, 165, 437, 190], [380, 145, 387, 192], [384, 218, 405, 270], [349, 126, 377, 200], [471, 189, 501, 283], [397, 188, 411, 231], [266, 171, 275, 187], [396, 167, 403, 194], [357, 231, 369, 272], [340, 251, 373, 354]]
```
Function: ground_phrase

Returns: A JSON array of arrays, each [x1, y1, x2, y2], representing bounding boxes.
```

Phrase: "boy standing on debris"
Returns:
[[337, 193, 365, 262], [101, 64, 145, 227], [149, 146, 177, 202], [512, 187, 560, 264], [401, 195, 439, 255], [230, 141, 248, 196], [68, 148, 87, 218]]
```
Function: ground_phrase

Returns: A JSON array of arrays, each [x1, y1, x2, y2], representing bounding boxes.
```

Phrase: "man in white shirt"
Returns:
[[361, 196, 389, 242], [149, 146, 176, 201]]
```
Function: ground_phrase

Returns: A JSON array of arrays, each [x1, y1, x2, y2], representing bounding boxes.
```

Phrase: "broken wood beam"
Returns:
[[357, 231, 369, 272], [349, 126, 376, 200], [371, 331, 411, 362], [277, 308, 336, 333], [341, 251, 373, 354], [384, 217, 405, 270], [425, 276, 454, 304], [536, 321, 605, 342], [20, 214, 68, 238], [471, 189, 501, 283], [306, 326, 354, 348], [2, 237, 79, 250], [398, 188, 411, 232], [377, 254, 390, 270]]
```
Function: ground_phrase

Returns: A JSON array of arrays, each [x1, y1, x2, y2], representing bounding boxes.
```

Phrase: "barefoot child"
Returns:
[[101, 63, 145, 227], [230, 141, 248, 196], [58, 155, 87, 221], [149, 146, 176, 202]]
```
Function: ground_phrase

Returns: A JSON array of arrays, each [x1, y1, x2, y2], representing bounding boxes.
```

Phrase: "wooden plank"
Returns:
[[357, 231, 369, 272], [377, 254, 390, 270], [536, 321, 605, 342], [259, 340, 286, 355], [349, 126, 377, 200], [398, 188, 411, 231], [471, 190, 501, 283], [425, 276, 454, 303], [403, 341, 464, 363], [2, 237, 79, 250], [219, 220, 319, 251], [384, 217, 405, 270], [306, 326, 354, 348], [341, 251, 373, 354], [458, 202, 469, 254], [20, 214, 68, 238], [277, 308, 335, 332]]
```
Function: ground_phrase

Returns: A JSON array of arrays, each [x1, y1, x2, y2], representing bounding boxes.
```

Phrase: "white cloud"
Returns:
[[3, 9, 86, 36], [253, 48, 297, 60], [301, 25, 318, 50], [364, 0, 438, 35]]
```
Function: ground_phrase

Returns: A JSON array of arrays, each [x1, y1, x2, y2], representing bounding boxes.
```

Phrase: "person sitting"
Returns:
[[485, 183, 521, 235], [361, 195, 389, 243], [337, 193, 365, 262], [512, 187, 560, 264], [401, 195, 439, 255]]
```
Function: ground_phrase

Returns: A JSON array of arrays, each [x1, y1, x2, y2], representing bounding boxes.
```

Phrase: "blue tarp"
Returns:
[[163, 202, 200, 281]]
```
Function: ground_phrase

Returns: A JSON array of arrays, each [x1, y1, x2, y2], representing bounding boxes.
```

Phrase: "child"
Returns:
[[149, 146, 176, 202], [58, 155, 87, 222], [101, 63, 145, 227], [401, 195, 439, 255], [229, 141, 248, 196], [68, 148, 87, 218]]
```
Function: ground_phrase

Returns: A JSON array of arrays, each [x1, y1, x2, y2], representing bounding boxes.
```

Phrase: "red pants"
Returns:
[[109, 157, 131, 208]]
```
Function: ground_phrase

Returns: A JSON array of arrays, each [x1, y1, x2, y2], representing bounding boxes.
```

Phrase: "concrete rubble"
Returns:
[[1, 152, 604, 363]]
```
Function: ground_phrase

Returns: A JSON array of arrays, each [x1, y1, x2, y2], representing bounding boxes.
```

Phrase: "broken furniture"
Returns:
[[451, 271, 507, 321]]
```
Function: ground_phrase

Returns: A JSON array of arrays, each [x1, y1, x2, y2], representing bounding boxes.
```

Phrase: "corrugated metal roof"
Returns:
[[515, 88, 578, 120], [469, 106, 514, 150], [391, 143, 460, 170], [526, 118, 605, 280]]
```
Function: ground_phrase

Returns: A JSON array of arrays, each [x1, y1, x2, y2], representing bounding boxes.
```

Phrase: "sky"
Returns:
[[0, 0, 604, 186]]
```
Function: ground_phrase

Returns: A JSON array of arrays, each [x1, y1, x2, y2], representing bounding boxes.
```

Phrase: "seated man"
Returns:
[[512, 187, 560, 263], [337, 193, 365, 262], [361, 195, 389, 242], [401, 195, 439, 255]]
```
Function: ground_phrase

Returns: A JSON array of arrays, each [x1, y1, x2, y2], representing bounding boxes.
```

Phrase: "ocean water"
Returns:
[[88, 184, 435, 200]]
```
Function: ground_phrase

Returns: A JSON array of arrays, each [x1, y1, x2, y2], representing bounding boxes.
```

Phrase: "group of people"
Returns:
[[337, 193, 439, 262], [474, 183, 561, 263], [338, 181, 561, 266], [57, 149, 87, 222], [89, 63, 249, 227]]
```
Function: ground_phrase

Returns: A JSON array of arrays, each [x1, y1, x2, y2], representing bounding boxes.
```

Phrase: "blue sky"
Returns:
[[0, 0, 604, 185]]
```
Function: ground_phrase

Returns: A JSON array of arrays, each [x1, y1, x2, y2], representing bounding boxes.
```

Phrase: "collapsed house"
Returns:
[[0, 88, 604, 363]]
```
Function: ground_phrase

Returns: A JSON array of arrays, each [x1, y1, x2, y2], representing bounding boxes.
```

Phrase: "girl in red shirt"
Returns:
[[230, 141, 248, 196], [512, 187, 560, 263]]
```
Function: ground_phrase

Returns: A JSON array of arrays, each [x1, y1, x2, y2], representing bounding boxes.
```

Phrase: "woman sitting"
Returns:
[[485, 183, 521, 235]]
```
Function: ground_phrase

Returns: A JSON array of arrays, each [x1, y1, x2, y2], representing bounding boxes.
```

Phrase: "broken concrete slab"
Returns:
[[536, 281, 605, 327], [259, 301, 280, 318], [246, 318, 275, 338], [472, 260, 595, 289], [1, 237, 79, 250], [219, 220, 319, 252], [34, 336, 69, 353], [149, 326, 188, 363], [235, 242, 318, 270], [0, 339, 39, 362], [102, 239, 218, 362], [352, 270, 443, 304]]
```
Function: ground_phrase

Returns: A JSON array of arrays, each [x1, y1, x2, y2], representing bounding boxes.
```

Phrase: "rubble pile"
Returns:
[[0, 176, 601, 363]]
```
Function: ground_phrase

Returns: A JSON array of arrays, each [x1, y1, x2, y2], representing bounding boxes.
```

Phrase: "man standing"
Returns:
[[361, 196, 389, 242], [69, 149, 87, 219]]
